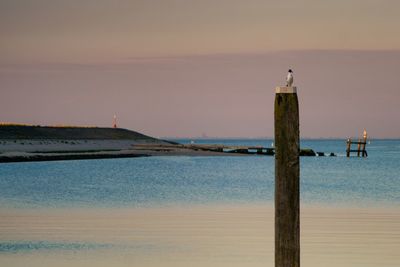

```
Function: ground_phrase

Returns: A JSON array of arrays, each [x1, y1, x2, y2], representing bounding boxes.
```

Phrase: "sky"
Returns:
[[1, 0, 400, 138]]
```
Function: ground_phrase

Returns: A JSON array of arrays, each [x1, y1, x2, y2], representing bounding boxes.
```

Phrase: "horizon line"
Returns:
[[3, 48, 400, 68]]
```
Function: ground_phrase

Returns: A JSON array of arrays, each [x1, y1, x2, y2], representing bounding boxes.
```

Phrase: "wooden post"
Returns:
[[274, 86, 300, 267], [346, 139, 351, 157], [362, 130, 368, 157], [361, 142, 366, 157], [357, 139, 361, 157]]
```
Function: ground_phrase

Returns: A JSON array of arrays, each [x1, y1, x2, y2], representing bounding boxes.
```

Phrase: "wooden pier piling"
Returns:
[[346, 130, 368, 157], [274, 86, 300, 267], [362, 130, 368, 157], [357, 139, 361, 157], [346, 138, 351, 157]]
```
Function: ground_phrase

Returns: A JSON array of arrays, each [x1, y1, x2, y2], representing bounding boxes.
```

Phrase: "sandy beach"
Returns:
[[0, 139, 239, 162], [0, 139, 322, 163], [1, 204, 399, 267]]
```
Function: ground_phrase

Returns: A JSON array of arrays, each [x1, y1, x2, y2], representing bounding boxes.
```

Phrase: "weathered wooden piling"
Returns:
[[274, 86, 300, 267], [346, 130, 368, 157], [346, 138, 351, 157], [362, 130, 368, 157], [357, 139, 361, 157]]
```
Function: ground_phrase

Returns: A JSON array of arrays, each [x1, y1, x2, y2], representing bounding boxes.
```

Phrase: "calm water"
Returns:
[[0, 139, 399, 209], [1, 139, 400, 267]]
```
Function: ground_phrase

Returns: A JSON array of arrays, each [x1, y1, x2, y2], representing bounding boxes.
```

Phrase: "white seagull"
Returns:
[[286, 69, 294, 87]]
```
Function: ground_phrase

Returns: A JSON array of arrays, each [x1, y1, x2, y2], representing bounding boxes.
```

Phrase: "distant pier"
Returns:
[[346, 130, 368, 157], [133, 143, 330, 156]]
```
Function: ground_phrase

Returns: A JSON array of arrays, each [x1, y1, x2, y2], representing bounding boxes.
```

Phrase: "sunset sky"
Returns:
[[1, 0, 399, 138]]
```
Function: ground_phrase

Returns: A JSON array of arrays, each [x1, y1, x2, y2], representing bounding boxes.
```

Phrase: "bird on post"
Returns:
[[286, 69, 294, 87]]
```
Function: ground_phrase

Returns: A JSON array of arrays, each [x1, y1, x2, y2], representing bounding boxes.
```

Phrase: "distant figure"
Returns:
[[286, 69, 294, 87]]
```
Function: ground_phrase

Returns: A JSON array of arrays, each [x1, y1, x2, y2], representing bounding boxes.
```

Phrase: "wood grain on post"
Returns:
[[274, 86, 300, 267]]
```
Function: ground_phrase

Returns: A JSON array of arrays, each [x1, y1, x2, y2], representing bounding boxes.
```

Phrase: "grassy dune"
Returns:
[[0, 125, 157, 141]]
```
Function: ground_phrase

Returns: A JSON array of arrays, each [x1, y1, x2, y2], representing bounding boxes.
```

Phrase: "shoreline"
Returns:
[[0, 150, 239, 163], [0, 139, 324, 163], [0, 139, 241, 163], [0, 152, 150, 163]]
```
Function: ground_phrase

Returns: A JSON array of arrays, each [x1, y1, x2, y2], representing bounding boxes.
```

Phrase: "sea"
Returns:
[[0, 139, 399, 209], [0, 139, 399, 267]]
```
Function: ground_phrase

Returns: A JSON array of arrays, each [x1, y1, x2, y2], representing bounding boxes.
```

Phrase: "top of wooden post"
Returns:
[[275, 86, 297, 94]]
